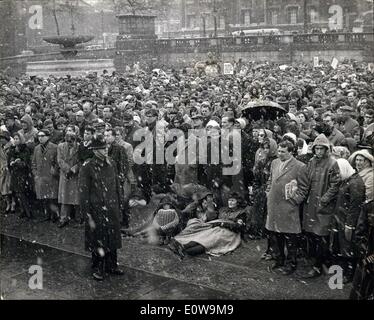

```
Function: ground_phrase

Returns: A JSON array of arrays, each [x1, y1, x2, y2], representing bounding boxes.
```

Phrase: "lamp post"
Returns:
[[304, 0, 308, 33], [201, 13, 207, 37], [213, 0, 218, 37]]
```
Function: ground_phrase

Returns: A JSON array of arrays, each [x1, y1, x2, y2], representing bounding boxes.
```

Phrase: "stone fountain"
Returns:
[[26, 35, 115, 78], [43, 35, 95, 58]]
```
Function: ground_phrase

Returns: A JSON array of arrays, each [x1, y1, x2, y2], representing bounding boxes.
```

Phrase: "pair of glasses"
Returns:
[[38, 135, 46, 138]]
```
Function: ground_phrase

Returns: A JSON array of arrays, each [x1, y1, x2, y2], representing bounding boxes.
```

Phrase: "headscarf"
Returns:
[[332, 146, 351, 160], [336, 158, 355, 181]]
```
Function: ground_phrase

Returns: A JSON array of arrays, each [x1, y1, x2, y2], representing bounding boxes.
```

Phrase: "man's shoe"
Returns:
[[58, 218, 70, 228], [302, 267, 322, 279], [92, 271, 104, 281], [108, 268, 125, 276], [261, 252, 274, 261], [271, 261, 284, 269], [52, 216, 60, 223], [279, 265, 297, 276]]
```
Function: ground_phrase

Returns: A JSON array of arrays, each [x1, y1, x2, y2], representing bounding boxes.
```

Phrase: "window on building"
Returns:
[[219, 15, 225, 29], [187, 15, 196, 28], [271, 11, 278, 25], [241, 9, 251, 25], [310, 8, 319, 23], [288, 7, 298, 24]]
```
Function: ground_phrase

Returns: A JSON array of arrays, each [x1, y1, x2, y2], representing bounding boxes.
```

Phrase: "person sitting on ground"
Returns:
[[169, 192, 246, 259], [128, 195, 181, 246]]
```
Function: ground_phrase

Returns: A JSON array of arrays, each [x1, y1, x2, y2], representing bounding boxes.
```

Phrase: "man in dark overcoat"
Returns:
[[104, 128, 130, 227], [78, 135, 124, 281]]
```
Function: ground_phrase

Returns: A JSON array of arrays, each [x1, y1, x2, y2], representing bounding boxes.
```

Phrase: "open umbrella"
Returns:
[[241, 100, 287, 121]]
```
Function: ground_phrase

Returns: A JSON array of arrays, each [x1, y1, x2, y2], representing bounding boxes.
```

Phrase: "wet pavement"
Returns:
[[0, 200, 352, 300]]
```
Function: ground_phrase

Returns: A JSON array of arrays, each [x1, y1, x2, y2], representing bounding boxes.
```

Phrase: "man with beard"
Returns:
[[322, 112, 345, 146], [337, 106, 359, 137], [79, 135, 124, 281]]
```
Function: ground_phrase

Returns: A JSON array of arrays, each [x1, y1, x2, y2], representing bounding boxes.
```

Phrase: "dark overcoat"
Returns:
[[78, 156, 122, 253], [293, 155, 341, 236], [7, 144, 33, 194], [331, 173, 366, 257]]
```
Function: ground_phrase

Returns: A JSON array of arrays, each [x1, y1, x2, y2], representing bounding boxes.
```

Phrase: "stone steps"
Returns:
[[26, 59, 115, 77]]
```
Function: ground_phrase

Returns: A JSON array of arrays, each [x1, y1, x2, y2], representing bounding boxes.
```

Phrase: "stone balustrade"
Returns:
[[115, 32, 374, 54]]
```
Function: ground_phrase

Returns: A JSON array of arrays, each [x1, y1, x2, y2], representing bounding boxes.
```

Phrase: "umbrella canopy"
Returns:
[[241, 100, 287, 121]]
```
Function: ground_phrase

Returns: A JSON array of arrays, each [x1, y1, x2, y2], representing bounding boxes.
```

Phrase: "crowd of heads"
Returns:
[[0, 59, 373, 199]]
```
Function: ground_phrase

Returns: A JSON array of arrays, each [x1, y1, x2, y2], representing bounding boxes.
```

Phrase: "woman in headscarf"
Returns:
[[250, 137, 278, 239], [7, 132, 33, 218], [348, 149, 374, 202], [330, 158, 366, 284]]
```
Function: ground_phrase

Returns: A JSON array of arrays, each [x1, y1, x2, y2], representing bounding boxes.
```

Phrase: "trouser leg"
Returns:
[[18, 192, 32, 218], [92, 249, 104, 276], [284, 233, 298, 268], [60, 204, 71, 221], [73, 205, 83, 223], [307, 232, 329, 271], [273, 232, 286, 265], [105, 250, 118, 271], [46, 199, 59, 220]]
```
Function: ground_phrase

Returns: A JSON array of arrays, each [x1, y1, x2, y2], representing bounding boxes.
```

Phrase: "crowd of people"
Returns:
[[0, 58, 373, 297]]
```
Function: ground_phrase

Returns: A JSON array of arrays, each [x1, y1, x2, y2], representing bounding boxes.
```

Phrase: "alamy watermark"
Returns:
[[131, 128, 242, 176], [328, 265, 343, 290], [28, 265, 43, 290]]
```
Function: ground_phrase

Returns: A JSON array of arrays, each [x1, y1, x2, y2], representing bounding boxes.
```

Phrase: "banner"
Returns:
[[223, 63, 234, 75], [331, 57, 339, 70], [368, 63, 374, 73], [313, 56, 319, 68]]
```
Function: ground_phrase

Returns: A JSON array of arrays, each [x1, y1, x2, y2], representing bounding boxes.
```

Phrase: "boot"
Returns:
[[92, 259, 105, 281]]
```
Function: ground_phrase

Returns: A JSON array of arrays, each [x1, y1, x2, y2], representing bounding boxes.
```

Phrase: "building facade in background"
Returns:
[[179, 0, 373, 36], [0, 0, 372, 58]]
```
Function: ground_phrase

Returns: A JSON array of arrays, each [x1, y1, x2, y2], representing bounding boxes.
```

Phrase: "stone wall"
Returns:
[[1, 33, 373, 76]]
